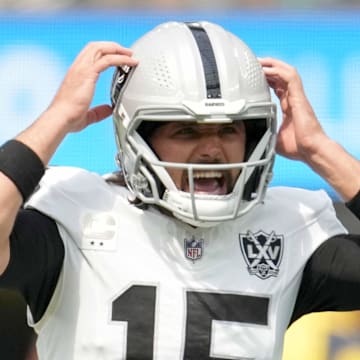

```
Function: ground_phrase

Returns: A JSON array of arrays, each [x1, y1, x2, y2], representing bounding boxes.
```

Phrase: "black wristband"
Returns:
[[0, 139, 45, 202], [346, 190, 360, 220]]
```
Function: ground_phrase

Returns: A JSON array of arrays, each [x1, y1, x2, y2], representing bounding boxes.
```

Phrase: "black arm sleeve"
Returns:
[[346, 190, 360, 220], [0, 208, 64, 323], [290, 234, 360, 326]]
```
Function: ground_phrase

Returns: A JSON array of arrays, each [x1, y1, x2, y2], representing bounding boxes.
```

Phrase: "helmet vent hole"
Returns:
[[149, 53, 175, 90], [243, 51, 263, 89]]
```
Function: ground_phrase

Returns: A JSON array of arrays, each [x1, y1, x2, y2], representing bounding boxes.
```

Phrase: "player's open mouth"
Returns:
[[184, 170, 228, 195]]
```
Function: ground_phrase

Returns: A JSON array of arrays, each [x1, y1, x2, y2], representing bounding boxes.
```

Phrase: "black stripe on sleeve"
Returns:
[[346, 190, 360, 220], [290, 234, 360, 326], [0, 209, 64, 323]]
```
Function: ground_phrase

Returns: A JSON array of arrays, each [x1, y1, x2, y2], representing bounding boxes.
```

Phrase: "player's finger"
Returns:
[[78, 41, 134, 59], [93, 54, 138, 73], [86, 104, 113, 125], [258, 57, 293, 70], [259, 57, 297, 82]]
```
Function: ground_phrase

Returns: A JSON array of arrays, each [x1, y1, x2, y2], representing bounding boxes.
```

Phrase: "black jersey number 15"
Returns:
[[111, 285, 269, 359]]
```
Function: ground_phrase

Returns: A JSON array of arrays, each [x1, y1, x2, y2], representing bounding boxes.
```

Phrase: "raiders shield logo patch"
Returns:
[[239, 230, 284, 279], [184, 236, 204, 262]]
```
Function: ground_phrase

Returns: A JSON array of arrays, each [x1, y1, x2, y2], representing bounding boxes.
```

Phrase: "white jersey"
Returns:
[[26, 166, 346, 360]]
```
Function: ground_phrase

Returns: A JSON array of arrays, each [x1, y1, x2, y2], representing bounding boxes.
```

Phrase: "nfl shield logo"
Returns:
[[184, 236, 204, 262], [239, 230, 284, 279]]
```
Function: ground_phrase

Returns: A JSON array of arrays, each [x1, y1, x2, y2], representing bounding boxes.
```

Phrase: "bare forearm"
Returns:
[[306, 138, 360, 201], [16, 107, 71, 166]]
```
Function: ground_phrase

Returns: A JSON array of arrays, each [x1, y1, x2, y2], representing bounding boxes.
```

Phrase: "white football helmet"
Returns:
[[111, 21, 277, 227]]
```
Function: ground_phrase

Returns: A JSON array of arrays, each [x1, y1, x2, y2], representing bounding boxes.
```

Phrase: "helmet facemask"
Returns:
[[111, 21, 277, 227]]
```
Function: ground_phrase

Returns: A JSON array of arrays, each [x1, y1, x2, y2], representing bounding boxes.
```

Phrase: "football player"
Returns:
[[0, 21, 360, 360]]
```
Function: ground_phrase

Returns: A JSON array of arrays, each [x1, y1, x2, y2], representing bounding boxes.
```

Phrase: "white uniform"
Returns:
[[26, 166, 346, 360]]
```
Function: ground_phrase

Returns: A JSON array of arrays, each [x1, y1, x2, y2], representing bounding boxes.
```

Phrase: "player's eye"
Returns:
[[219, 125, 238, 135], [173, 125, 198, 138]]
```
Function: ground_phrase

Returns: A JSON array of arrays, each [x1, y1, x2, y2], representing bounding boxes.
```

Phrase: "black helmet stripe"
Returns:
[[186, 22, 221, 99]]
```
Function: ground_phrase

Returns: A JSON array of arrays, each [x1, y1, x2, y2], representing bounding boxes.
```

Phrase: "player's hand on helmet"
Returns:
[[48, 41, 138, 133], [259, 57, 328, 163]]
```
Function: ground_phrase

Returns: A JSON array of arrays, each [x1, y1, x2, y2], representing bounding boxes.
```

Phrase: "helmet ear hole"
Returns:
[[131, 122, 168, 200]]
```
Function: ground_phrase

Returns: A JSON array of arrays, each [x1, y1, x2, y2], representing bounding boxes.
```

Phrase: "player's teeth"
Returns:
[[193, 171, 222, 179]]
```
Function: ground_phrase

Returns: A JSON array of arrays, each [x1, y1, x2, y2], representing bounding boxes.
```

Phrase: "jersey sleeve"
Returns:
[[0, 209, 64, 323], [290, 233, 360, 325], [346, 190, 360, 220]]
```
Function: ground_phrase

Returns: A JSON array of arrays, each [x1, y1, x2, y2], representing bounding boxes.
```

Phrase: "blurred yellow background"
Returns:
[[284, 312, 360, 360]]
